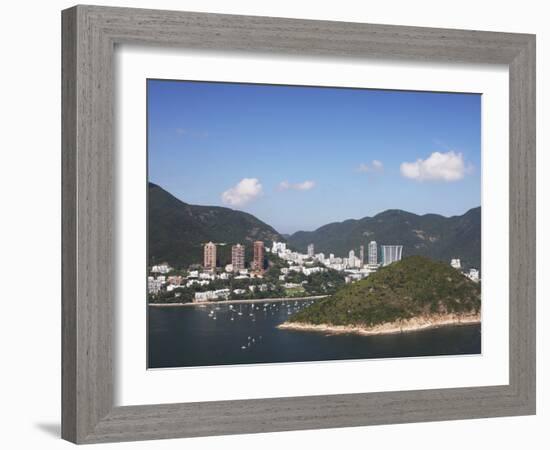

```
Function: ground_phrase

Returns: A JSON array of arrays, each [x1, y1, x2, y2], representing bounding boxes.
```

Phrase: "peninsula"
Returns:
[[278, 255, 481, 336]]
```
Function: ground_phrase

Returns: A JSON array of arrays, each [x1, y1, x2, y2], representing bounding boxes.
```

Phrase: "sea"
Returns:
[[148, 299, 481, 368]]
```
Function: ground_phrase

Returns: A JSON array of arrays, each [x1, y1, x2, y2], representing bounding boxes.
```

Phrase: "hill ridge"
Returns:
[[148, 182, 283, 267], [287, 255, 481, 328]]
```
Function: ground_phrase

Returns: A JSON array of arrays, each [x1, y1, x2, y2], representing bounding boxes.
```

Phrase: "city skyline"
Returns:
[[148, 79, 481, 234], [195, 239, 400, 272]]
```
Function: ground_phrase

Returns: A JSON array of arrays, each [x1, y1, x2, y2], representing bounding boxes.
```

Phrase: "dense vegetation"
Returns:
[[148, 182, 283, 268], [288, 208, 481, 270], [289, 256, 481, 327]]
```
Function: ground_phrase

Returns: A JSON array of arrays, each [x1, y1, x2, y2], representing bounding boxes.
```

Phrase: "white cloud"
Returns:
[[221, 178, 263, 206], [400, 151, 469, 182], [278, 180, 316, 191], [357, 160, 384, 173], [372, 160, 383, 170]]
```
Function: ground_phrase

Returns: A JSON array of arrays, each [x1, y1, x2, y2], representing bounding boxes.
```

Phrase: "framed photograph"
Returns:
[[62, 5, 536, 444]]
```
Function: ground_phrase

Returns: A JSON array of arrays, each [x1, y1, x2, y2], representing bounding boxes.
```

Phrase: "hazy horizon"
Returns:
[[148, 80, 481, 234]]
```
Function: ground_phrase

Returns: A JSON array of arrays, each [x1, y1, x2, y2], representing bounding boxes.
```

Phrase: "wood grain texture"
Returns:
[[61, 5, 536, 444], [61, 7, 77, 443]]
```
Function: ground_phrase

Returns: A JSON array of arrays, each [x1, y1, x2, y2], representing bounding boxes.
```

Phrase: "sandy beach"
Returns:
[[277, 312, 481, 336]]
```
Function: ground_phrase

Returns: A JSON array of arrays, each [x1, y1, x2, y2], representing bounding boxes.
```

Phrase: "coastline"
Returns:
[[277, 312, 481, 336], [148, 295, 327, 307]]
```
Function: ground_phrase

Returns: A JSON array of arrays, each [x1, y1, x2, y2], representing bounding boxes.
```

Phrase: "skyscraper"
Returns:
[[359, 245, 365, 265], [368, 241, 378, 265], [348, 249, 355, 268], [381, 245, 403, 266], [307, 243, 315, 257], [203, 241, 217, 270], [253, 241, 265, 272], [231, 244, 245, 271]]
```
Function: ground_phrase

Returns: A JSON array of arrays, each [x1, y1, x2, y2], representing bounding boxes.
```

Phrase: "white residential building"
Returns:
[[348, 250, 356, 267], [186, 279, 210, 288], [147, 276, 164, 294], [214, 288, 231, 299], [272, 241, 287, 253], [381, 245, 403, 266], [151, 263, 171, 274], [368, 241, 378, 265], [194, 291, 217, 302], [303, 266, 326, 276], [451, 259, 462, 269], [468, 268, 480, 282], [307, 243, 315, 257], [199, 272, 216, 280]]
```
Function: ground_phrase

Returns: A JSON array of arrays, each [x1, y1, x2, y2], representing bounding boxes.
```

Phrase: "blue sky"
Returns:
[[148, 80, 481, 234]]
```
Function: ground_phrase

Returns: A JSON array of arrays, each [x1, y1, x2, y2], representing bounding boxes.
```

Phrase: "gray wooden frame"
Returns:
[[62, 4, 536, 444]]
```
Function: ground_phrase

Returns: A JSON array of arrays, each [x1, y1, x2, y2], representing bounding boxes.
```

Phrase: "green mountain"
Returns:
[[289, 256, 481, 327], [148, 182, 283, 268], [287, 207, 481, 270]]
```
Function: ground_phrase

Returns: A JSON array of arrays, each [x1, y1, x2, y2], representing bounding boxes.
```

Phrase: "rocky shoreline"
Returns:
[[277, 312, 481, 336]]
